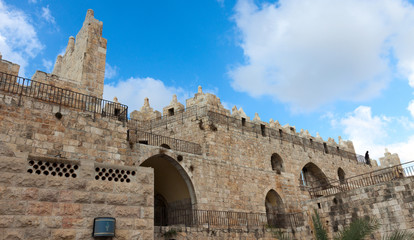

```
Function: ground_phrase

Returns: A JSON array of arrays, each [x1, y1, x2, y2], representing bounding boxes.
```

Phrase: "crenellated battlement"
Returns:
[[32, 9, 107, 98], [128, 85, 362, 162]]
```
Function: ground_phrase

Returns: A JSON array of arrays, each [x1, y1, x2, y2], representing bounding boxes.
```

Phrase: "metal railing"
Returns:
[[155, 207, 305, 230], [206, 110, 366, 163], [307, 161, 414, 198], [0, 72, 128, 121], [128, 105, 367, 162], [130, 129, 202, 155]]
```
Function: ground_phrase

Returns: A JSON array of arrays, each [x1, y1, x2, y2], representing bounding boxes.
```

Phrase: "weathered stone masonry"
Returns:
[[1, 9, 413, 240]]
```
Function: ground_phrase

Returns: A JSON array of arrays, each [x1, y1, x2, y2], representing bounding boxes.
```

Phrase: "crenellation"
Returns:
[[130, 97, 162, 121], [0, 9, 411, 240], [162, 94, 184, 116]]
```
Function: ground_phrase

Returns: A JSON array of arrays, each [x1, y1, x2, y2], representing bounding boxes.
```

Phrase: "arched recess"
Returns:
[[160, 144, 171, 149], [265, 189, 286, 228], [338, 168, 346, 184], [140, 154, 197, 226], [299, 162, 329, 188], [271, 153, 284, 174]]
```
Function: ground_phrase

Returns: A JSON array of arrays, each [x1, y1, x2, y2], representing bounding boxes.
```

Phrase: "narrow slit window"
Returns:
[[242, 118, 246, 127], [323, 143, 328, 154], [261, 124, 266, 137]]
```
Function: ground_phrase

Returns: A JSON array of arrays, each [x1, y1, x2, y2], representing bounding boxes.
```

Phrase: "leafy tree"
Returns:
[[311, 210, 414, 240], [312, 209, 328, 240], [334, 217, 379, 240], [382, 230, 414, 240]]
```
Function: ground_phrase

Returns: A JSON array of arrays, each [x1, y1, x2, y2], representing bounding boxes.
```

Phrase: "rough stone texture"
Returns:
[[0, 93, 154, 240], [1, 9, 411, 240], [0, 54, 20, 76], [379, 148, 402, 168], [130, 98, 161, 121], [31, 9, 107, 99], [304, 176, 414, 239]]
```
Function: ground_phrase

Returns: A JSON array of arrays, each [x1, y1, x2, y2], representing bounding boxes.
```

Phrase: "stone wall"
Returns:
[[0, 53, 20, 76], [32, 9, 106, 98], [303, 176, 414, 239], [0, 92, 154, 240], [130, 99, 375, 214]]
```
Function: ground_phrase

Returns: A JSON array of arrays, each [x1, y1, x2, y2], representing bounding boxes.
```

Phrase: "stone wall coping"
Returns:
[[94, 162, 137, 171], [28, 154, 81, 165]]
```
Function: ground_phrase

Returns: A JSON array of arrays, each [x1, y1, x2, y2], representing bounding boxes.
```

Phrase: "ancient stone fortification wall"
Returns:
[[0, 92, 154, 240], [32, 9, 107, 98], [304, 176, 414, 239], [0, 54, 20, 76], [130, 103, 375, 214], [154, 226, 277, 240]]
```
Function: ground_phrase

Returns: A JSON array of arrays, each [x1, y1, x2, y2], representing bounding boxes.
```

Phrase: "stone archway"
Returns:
[[300, 162, 329, 188], [265, 189, 286, 228], [140, 154, 196, 226]]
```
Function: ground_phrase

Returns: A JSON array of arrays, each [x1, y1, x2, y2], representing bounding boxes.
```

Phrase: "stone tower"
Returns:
[[32, 9, 107, 98]]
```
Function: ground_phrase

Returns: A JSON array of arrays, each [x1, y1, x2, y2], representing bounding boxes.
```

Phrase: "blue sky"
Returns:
[[1, 0, 414, 163]]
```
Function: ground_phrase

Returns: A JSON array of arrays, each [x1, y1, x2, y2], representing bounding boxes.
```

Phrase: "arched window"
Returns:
[[160, 144, 171, 149], [271, 153, 284, 174], [265, 190, 286, 228], [338, 168, 346, 184], [299, 162, 329, 188]]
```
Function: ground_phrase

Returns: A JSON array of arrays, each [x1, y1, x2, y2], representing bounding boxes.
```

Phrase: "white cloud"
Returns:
[[28, 0, 37, 3], [408, 100, 414, 118], [103, 77, 190, 113], [0, 0, 43, 76], [105, 63, 118, 80], [335, 105, 414, 163], [41, 5, 55, 24], [42, 58, 53, 72], [231, 0, 414, 111]]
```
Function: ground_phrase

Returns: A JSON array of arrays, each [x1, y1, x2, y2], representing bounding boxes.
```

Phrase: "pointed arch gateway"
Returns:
[[265, 189, 286, 228], [140, 154, 196, 226]]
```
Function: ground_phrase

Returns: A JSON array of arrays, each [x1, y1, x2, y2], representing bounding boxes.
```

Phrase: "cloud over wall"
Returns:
[[231, 0, 414, 111], [0, 0, 43, 76]]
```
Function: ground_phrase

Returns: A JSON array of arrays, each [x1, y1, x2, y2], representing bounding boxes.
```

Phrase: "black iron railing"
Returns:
[[307, 161, 414, 198], [155, 208, 305, 230], [130, 130, 202, 155], [206, 110, 366, 163], [0, 72, 128, 121]]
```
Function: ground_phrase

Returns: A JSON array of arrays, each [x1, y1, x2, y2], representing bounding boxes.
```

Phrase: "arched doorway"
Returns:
[[338, 168, 346, 184], [299, 162, 329, 188], [140, 154, 196, 226], [265, 190, 286, 228], [271, 153, 284, 174]]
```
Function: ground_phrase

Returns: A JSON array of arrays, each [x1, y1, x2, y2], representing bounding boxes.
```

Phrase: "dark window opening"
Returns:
[[323, 143, 328, 154], [337, 146, 340, 152], [138, 140, 148, 145], [114, 108, 120, 116], [160, 144, 171, 149], [271, 153, 284, 174], [168, 108, 174, 116], [317, 203, 321, 209], [261, 124, 266, 137], [242, 118, 246, 126], [279, 129, 283, 137]]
